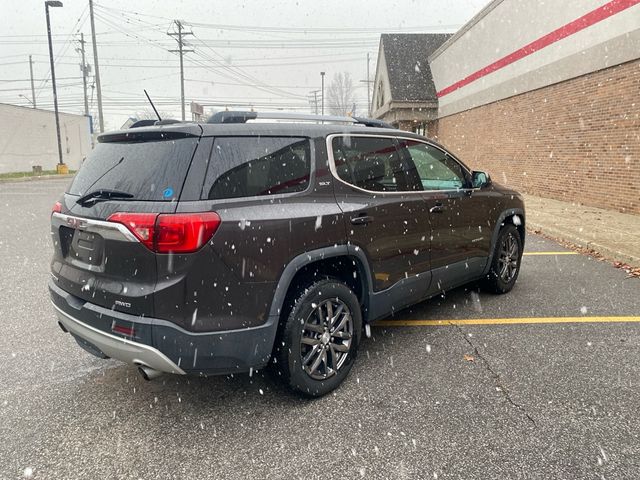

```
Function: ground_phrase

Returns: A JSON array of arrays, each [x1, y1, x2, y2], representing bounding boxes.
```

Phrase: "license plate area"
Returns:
[[68, 228, 104, 266]]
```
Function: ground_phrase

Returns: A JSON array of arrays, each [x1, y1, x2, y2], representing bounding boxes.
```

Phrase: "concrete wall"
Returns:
[[430, 0, 640, 117], [0, 104, 91, 173]]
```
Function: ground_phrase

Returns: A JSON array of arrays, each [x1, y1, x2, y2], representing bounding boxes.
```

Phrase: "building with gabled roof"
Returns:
[[371, 33, 451, 135]]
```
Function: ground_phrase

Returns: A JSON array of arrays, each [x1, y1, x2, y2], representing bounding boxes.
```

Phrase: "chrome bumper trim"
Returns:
[[52, 302, 185, 375]]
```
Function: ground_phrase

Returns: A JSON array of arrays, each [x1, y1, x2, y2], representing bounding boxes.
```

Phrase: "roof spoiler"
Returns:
[[129, 118, 183, 129], [207, 111, 393, 128]]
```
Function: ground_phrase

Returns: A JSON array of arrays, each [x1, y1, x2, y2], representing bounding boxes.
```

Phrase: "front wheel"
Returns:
[[272, 279, 362, 397], [481, 224, 523, 294]]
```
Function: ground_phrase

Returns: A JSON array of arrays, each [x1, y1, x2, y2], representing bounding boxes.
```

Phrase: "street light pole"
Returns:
[[29, 55, 37, 109], [45, 0, 64, 169], [320, 71, 325, 116]]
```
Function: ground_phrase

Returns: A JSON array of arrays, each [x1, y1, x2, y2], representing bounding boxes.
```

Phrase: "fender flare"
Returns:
[[267, 245, 374, 320]]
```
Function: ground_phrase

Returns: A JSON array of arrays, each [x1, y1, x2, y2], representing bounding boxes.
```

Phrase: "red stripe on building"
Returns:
[[436, 0, 640, 98]]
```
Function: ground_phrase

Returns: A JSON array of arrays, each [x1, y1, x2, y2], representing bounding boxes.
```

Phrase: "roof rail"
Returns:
[[207, 111, 393, 128], [352, 117, 394, 129]]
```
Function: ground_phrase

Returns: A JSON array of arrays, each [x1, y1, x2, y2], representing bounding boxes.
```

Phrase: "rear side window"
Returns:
[[68, 138, 199, 201], [332, 136, 418, 192], [203, 137, 311, 200]]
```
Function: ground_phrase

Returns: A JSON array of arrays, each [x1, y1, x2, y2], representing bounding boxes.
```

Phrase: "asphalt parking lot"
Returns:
[[1, 178, 639, 480]]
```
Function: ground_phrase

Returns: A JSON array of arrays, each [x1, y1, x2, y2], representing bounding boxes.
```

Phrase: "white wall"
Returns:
[[0, 103, 91, 173], [371, 44, 394, 118], [429, 0, 640, 117]]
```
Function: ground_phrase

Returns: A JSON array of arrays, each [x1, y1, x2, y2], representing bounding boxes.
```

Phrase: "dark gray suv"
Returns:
[[49, 112, 525, 396]]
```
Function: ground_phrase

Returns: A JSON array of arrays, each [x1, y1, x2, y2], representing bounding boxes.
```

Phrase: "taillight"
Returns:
[[52, 201, 62, 214], [155, 212, 221, 253], [108, 213, 157, 250], [107, 212, 221, 253]]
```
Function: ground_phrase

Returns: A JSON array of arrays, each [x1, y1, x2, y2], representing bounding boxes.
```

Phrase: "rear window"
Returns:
[[202, 137, 311, 200], [68, 138, 199, 201]]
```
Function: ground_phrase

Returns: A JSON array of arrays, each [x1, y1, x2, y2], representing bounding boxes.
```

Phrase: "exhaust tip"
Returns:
[[138, 365, 163, 381]]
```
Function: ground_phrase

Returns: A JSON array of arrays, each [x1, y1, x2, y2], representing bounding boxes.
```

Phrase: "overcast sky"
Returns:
[[1, 0, 489, 130]]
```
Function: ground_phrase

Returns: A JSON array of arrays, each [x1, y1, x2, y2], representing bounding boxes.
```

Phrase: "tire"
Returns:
[[272, 279, 362, 397], [481, 224, 523, 294]]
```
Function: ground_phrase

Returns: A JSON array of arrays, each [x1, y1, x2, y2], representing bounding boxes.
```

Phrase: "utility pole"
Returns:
[[28, 55, 36, 108], [77, 33, 90, 117], [320, 71, 325, 116], [359, 53, 374, 117], [168, 20, 194, 121], [45, 0, 64, 168], [89, 0, 104, 132], [366, 52, 371, 116], [308, 90, 320, 114]]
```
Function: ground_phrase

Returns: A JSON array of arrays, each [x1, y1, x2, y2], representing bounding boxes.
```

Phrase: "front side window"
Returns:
[[202, 137, 311, 200], [332, 136, 419, 192], [402, 140, 467, 191]]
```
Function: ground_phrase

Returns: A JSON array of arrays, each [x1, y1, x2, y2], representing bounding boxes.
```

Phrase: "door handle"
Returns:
[[429, 203, 446, 214], [351, 215, 374, 225]]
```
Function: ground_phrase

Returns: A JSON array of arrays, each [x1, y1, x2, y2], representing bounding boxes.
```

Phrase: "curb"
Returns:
[[0, 174, 75, 184], [527, 220, 640, 268]]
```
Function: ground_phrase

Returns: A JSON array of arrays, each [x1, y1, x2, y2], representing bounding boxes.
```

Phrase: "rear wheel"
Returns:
[[482, 224, 522, 294], [272, 279, 362, 397]]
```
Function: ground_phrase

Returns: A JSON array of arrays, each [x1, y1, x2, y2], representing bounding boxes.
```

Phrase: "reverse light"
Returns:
[[107, 212, 221, 253]]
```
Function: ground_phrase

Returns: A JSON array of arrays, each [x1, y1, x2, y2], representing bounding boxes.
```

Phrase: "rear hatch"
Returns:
[[50, 125, 203, 316]]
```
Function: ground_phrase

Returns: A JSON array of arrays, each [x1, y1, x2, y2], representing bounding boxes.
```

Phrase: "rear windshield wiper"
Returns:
[[76, 189, 134, 206]]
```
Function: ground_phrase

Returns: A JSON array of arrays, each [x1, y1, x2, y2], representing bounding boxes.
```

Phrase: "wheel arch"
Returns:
[[483, 208, 526, 276], [267, 246, 373, 323]]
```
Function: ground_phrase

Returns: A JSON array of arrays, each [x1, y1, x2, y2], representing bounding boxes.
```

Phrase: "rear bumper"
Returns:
[[49, 280, 278, 375], [53, 302, 186, 375]]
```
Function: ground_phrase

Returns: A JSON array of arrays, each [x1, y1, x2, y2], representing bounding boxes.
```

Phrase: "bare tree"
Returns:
[[326, 72, 355, 116]]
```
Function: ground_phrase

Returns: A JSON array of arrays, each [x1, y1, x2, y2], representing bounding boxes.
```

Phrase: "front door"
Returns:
[[398, 139, 485, 293]]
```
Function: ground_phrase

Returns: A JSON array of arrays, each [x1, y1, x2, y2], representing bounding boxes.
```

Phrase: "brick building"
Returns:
[[428, 0, 640, 214]]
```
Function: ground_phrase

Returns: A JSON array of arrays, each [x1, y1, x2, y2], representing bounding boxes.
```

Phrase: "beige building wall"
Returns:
[[0, 104, 91, 173], [429, 0, 640, 117]]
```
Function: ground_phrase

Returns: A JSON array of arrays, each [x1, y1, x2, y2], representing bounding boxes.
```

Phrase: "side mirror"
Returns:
[[471, 171, 491, 189]]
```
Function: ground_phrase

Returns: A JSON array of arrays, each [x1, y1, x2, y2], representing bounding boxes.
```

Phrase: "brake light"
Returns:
[[52, 201, 62, 214], [107, 212, 221, 253]]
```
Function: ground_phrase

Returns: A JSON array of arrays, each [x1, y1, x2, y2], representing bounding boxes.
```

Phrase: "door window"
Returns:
[[331, 136, 421, 192], [402, 140, 467, 191]]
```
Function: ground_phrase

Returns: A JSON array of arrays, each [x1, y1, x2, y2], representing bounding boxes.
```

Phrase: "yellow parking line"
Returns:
[[375, 316, 640, 327], [523, 251, 578, 256]]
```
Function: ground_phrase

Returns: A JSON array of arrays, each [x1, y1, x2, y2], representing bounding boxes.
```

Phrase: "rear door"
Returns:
[[329, 135, 431, 297], [50, 128, 202, 316]]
